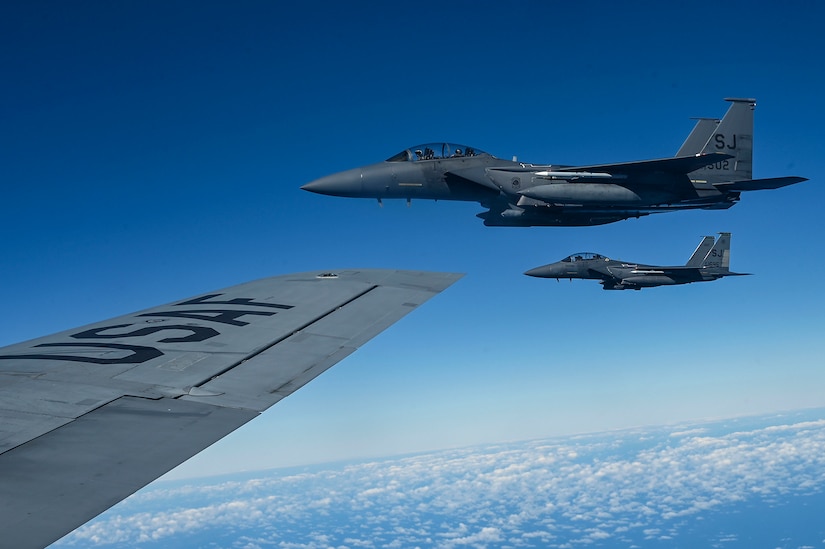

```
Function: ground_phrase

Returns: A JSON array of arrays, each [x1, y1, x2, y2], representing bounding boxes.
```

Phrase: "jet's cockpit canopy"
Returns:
[[562, 252, 608, 262], [386, 143, 491, 162]]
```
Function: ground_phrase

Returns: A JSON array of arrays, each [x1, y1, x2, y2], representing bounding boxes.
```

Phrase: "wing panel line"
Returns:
[[187, 284, 378, 392]]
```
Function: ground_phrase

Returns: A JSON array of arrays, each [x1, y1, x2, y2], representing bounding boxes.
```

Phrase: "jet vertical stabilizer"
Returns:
[[685, 236, 716, 267], [691, 98, 755, 184], [703, 232, 732, 269], [676, 118, 720, 157]]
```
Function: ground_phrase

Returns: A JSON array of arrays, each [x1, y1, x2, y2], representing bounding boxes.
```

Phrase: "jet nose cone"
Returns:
[[524, 265, 555, 278], [301, 168, 363, 197]]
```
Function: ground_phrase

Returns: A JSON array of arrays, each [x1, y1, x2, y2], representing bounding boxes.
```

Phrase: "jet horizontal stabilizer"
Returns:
[[713, 176, 808, 191]]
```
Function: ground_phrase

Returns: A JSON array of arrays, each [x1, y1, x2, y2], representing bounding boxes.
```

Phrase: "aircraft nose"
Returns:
[[524, 264, 558, 278], [301, 168, 363, 197]]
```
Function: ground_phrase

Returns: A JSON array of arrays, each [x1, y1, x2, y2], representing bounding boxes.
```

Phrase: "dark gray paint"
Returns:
[[524, 233, 748, 290], [302, 99, 806, 227]]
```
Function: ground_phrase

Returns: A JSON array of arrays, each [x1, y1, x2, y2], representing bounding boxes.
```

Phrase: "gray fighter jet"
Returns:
[[302, 99, 806, 226], [524, 233, 748, 290]]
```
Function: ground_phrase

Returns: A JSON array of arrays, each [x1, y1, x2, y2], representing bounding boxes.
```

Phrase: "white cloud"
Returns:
[[54, 411, 825, 548]]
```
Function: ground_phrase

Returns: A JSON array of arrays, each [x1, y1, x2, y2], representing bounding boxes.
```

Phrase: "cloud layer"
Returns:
[[55, 410, 825, 548]]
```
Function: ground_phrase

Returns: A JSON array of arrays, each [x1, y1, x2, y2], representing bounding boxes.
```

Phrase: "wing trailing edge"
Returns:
[[0, 269, 461, 549]]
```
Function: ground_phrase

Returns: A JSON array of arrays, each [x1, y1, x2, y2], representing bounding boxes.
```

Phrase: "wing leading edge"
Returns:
[[0, 269, 461, 549], [554, 152, 733, 175]]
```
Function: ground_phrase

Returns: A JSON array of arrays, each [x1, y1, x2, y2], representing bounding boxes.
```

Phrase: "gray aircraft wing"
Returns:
[[0, 269, 461, 549], [556, 152, 732, 175], [625, 266, 695, 274]]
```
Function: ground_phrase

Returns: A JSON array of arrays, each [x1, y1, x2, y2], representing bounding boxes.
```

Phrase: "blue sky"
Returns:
[[2, 1, 824, 479]]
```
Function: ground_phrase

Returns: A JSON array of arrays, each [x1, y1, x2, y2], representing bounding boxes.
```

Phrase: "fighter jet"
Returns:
[[524, 232, 748, 290], [302, 99, 807, 226]]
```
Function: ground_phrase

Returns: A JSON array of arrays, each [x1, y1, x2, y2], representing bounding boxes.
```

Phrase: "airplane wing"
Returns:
[[631, 266, 751, 276], [484, 153, 730, 177], [0, 269, 461, 549], [556, 152, 732, 175]]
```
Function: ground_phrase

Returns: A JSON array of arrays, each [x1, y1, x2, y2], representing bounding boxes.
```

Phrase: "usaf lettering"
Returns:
[[0, 293, 294, 365]]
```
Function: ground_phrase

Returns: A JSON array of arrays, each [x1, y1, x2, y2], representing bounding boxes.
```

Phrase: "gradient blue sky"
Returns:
[[2, 1, 823, 479]]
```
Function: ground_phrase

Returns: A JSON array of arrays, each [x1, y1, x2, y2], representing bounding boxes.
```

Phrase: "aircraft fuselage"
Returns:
[[302, 142, 744, 227], [524, 233, 748, 289], [302, 100, 807, 227]]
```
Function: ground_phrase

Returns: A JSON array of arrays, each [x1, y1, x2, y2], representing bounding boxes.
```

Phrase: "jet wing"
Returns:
[[0, 269, 461, 549], [556, 153, 732, 175], [625, 265, 700, 275]]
